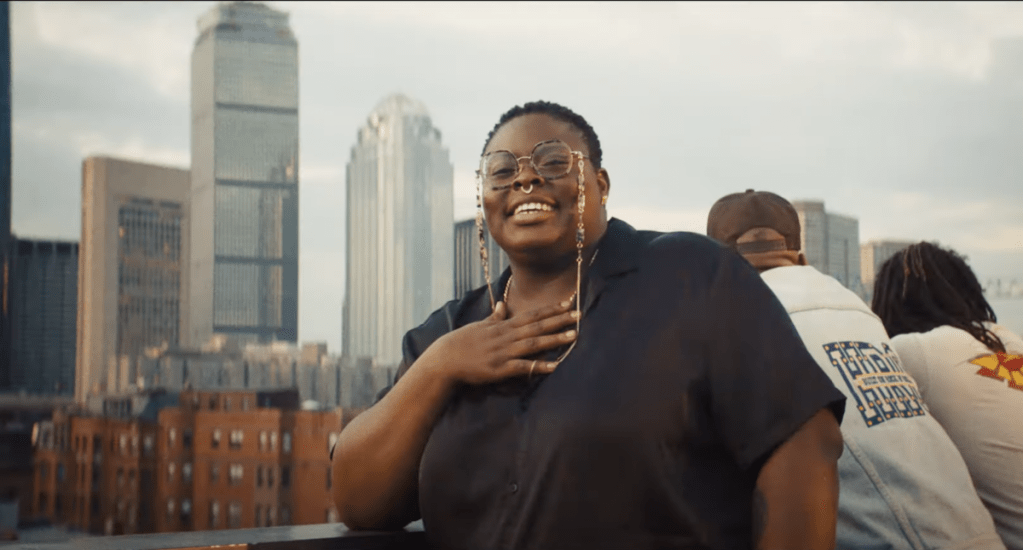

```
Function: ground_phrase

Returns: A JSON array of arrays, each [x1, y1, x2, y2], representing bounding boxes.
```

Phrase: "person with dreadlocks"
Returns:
[[331, 101, 847, 550], [872, 242, 1023, 549], [707, 190, 1005, 550]]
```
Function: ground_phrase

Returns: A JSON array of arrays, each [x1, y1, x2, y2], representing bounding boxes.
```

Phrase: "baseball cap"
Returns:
[[706, 189, 801, 254]]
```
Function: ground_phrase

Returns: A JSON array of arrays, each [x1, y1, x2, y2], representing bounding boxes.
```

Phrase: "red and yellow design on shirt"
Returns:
[[970, 353, 1023, 391]]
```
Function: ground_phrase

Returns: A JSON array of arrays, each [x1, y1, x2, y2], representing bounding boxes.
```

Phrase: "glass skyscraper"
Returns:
[[190, 2, 299, 346], [342, 94, 454, 366]]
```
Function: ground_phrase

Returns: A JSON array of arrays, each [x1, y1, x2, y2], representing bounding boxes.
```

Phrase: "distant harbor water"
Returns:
[[990, 298, 1023, 336]]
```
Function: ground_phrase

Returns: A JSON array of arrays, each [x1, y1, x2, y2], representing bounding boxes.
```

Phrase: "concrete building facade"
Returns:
[[190, 1, 300, 347], [77, 158, 190, 402], [9, 238, 78, 396], [792, 200, 864, 297], [860, 239, 916, 303], [342, 94, 453, 366]]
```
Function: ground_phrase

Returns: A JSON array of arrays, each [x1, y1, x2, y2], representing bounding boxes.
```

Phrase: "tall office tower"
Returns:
[[8, 238, 77, 395], [78, 157, 190, 402], [453, 218, 510, 299], [342, 94, 454, 366], [860, 239, 915, 301], [792, 200, 863, 296], [190, 2, 299, 348], [1, 2, 12, 391]]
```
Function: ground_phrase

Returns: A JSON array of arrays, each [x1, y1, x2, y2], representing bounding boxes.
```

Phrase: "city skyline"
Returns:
[[10, 1, 1023, 350]]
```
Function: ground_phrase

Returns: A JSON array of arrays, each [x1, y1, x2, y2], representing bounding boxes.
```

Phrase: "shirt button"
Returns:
[[508, 482, 518, 494]]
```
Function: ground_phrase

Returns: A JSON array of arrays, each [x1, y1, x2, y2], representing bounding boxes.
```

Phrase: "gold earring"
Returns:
[[601, 195, 608, 206]]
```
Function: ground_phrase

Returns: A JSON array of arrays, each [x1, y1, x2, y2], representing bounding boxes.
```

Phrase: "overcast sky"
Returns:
[[11, 1, 1023, 350]]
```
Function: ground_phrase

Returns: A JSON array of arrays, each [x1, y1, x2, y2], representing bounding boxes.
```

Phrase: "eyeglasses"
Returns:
[[477, 139, 589, 191]]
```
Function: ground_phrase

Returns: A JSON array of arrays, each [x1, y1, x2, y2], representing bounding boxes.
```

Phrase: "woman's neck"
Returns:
[[503, 245, 598, 317]]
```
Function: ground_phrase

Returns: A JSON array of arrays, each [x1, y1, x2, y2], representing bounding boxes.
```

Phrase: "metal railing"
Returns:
[[9, 523, 429, 550]]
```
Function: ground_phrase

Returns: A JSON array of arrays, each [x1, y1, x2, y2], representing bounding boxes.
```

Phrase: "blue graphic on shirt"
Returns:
[[823, 341, 926, 428]]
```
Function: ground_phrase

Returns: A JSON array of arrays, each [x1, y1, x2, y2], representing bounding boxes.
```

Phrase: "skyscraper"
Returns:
[[453, 218, 510, 299], [78, 157, 190, 401], [342, 94, 454, 366], [190, 2, 299, 347], [792, 200, 863, 297], [9, 238, 77, 395], [1, 2, 12, 391]]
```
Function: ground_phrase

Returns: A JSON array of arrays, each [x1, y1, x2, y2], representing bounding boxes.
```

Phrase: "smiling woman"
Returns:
[[330, 101, 850, 549]]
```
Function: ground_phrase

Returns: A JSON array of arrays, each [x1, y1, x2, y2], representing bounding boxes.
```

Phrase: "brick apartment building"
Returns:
[[32, 388, 346, 535]]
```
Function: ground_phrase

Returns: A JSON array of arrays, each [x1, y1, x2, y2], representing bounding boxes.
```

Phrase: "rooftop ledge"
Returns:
[[10, 523, 429, 550]]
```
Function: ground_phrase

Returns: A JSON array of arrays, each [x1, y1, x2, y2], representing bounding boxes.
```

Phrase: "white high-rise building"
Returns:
[[342, 94, 454, 366], [189, 2, 299, 347], [792, 200, 864, 297]]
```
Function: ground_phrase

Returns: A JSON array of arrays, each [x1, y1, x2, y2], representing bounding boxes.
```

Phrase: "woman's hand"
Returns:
[[420, 300, 580, 385]]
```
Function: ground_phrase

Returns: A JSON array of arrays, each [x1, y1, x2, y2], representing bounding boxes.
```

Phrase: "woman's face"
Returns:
[[481, 113, 610, 263]]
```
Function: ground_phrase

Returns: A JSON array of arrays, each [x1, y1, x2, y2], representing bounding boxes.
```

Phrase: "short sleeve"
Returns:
[[706, 249, 846, 472]]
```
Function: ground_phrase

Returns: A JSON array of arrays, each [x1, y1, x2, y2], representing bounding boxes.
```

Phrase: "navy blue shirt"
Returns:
[[381, 218, 845, 550]]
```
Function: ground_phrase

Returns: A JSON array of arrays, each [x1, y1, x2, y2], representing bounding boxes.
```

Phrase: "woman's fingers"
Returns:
[[505, 328, 577, 359], [503, 358, 559, 378], [505, 299, 574, 328]]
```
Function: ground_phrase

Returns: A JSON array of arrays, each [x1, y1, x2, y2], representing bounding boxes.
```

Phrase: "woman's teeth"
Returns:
[[514, 203, 553, 215]]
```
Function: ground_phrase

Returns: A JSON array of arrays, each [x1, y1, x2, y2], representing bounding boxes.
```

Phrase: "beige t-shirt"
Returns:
[[891, 323, 1023, 550]]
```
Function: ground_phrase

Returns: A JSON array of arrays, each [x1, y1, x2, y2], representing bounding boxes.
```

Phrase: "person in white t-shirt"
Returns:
[[708, 189, 1006, 550], [872, 241, 1023, 550]]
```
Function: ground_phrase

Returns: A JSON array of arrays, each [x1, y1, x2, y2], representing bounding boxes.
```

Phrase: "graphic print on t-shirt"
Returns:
[[823, 341, 927, 428], [970, 353, 1023, 391]]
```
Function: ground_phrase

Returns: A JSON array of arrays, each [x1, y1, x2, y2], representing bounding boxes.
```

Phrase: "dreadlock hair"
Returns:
[[481, 100, 603, 169], [871, 241, 1005, 353]]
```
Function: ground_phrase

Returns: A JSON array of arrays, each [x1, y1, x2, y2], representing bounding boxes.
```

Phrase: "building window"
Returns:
[[229, 429, 243, 450], [242, 397, 250, 411], [265, 505, 274, 527], [56, 464, 65, 483], [228, 501, 241, 528], [280, 466, 290, 488], [229, 464, 243, 486], [119, 434, 128, 455], [182, 462, 193, 483], [117, 467, 124, 488], [256, 466, 263, 487], [212, 429, 221, 450], [209, 396, 218, 410], [182, 429, 193, 450], [181, 498, 192, 524], [39, 462, 50, 483], [224, 397, 232, 412], [259, 431, 267, 452], [255, 504, 262, 527], [166, 499, 175, 525], [327, 507, 339, 523], [167, 462, 175, 484], [209, 500, 220, 528], [282, 431, 292, 453], [143, 434, 154, 456], [210, 463, 220, 483], [280, 505, 291, 526], [267, 466, 275, 488], [270, 432, 278, 451], [168, 428, 176, 449]]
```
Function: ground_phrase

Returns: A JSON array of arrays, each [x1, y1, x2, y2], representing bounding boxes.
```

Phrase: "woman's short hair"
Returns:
[[481, 100, 603, 170], [871, 241, 1005, 353]]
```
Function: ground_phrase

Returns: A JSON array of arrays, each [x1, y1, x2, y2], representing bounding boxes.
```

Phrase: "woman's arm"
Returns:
[[331, 301, 579, 530], [753, 408, 843, 550]]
